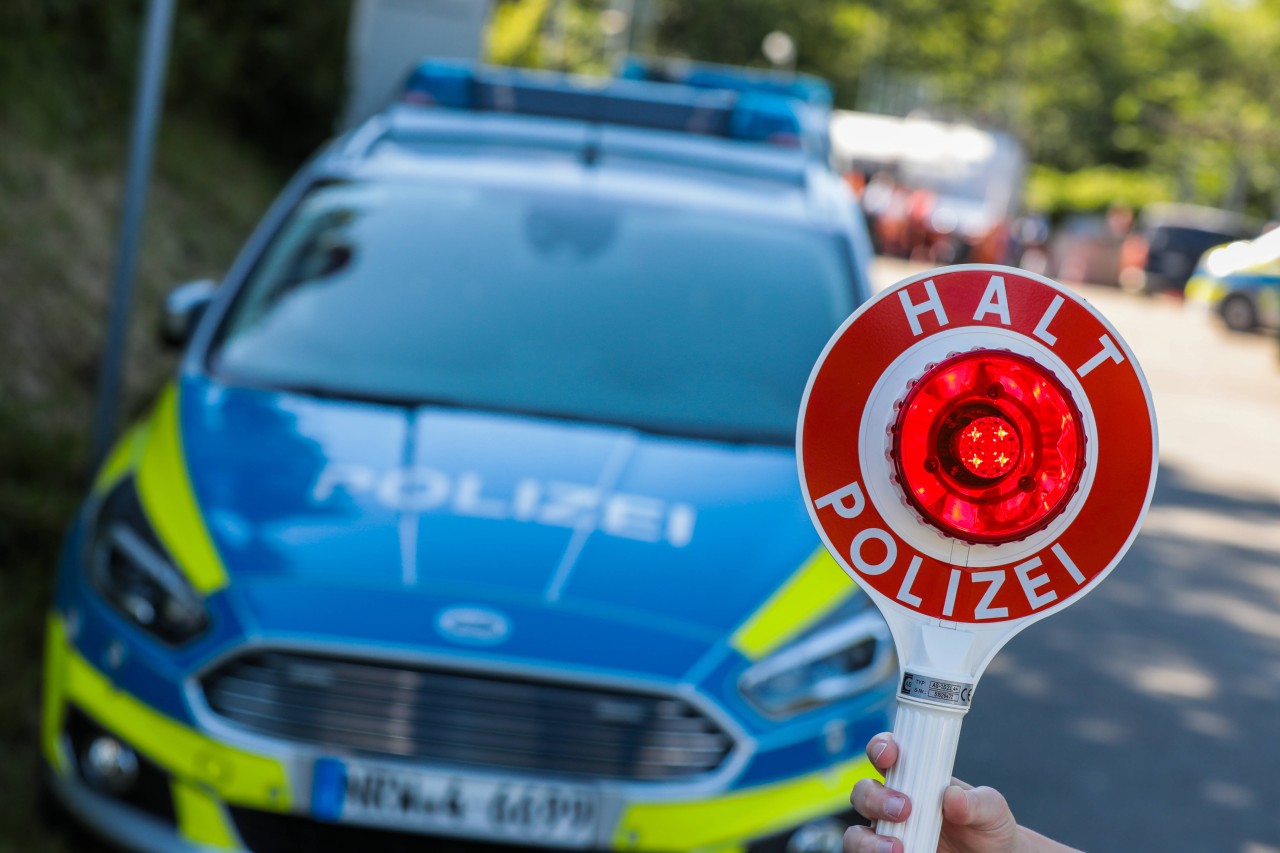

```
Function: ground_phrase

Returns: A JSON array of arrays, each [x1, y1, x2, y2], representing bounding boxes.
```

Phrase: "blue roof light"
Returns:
[[399, 60, 808, 148], [402, 59, 476, 109], [728, 91, 804, 147], [617, 56, 834, 107]]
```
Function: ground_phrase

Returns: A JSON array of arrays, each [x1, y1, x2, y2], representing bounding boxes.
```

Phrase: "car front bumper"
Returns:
[[43, 613, 880, 853]]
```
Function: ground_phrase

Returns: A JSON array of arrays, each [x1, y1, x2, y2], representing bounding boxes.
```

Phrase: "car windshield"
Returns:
[[210, 179, 857, 444]]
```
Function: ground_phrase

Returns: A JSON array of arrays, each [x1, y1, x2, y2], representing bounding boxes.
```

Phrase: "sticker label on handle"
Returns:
[[901, 672, 974, 708]]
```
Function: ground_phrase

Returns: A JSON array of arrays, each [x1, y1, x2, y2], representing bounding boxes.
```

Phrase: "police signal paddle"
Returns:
[[797, 265, 1157, 851]]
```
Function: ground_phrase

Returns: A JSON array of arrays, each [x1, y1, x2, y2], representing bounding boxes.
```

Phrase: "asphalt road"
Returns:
[[873, 259, 1280, 852]]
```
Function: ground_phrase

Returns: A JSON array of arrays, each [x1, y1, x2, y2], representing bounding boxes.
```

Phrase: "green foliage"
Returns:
[[486, 0, 615, 73], [0, 16, 286, 845], [656, 0, 854, 90], [167, 0, 349, 164], [488, 0, 555, 67], [650, 0, 1280, 219], [0, 407, 84, 853], [0, 0, 141, 153], [0, 0, 348, 167], [1026, 165, 1174, 217]]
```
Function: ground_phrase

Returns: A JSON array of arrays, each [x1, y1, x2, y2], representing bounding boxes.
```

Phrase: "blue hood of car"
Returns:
[[179, 379, 821, 682]]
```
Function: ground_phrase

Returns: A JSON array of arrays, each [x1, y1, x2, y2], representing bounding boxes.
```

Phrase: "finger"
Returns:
[[948, 776, 974, 792], [843, 824, 904, 853], [941, 784, 1014, 831], [850, 777, 912, 824], [865, 732, 898, 775]]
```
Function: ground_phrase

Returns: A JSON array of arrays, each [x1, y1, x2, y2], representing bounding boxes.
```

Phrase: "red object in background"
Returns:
[[891, 350, 1086, 545], [843, 169, 867, 198], [1118, 231, 1149, 290], [970, 221, 1010, 265]]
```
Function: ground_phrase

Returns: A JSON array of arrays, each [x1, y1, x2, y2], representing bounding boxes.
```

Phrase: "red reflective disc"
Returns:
[[891, 350, 1086, 544]]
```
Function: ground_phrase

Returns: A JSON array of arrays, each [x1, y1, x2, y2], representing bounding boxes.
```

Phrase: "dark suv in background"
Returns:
[[1123, 202, 1256, 294]]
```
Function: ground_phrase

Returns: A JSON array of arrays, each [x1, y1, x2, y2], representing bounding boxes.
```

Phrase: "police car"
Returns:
[[1185, 228, 1280, 332], [42, 61, 895, 853]]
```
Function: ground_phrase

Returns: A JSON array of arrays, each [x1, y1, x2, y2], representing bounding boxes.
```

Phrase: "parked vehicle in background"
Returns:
[[830, 110, 1026, 264], [1046, 211, 1125, 286], [41, 60, 894, 853], [1119, 203, 1256, 295], [1185, 227, 1280, 331], [1010, 211, 1052, 276]]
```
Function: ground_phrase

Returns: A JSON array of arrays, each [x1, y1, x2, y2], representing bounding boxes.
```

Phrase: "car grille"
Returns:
[[200, 651, 734, 781]]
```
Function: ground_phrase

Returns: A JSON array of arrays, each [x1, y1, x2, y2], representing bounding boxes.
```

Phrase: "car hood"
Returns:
[[180, 379, 822, 682], [1200, 239, 1279, 279]]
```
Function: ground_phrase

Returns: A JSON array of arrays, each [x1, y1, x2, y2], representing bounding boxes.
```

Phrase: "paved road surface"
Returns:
[[873, 259, 1280, 852]]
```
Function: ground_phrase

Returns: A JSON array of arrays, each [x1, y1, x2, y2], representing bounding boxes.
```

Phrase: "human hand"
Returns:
[[844, 733, 1078, 853]]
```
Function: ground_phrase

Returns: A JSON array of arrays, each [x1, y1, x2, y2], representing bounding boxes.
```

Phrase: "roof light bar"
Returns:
[[617, 55, 834, 107], [400, 60, 804, 147]]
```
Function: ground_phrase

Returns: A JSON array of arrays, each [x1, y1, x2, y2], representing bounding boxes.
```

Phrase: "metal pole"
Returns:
[[90, 0, 176, 466]]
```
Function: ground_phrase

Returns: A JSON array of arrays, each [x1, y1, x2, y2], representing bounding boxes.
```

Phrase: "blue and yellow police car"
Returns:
[[42, 61, 895, 853], [1185, 228, 1280, 332]]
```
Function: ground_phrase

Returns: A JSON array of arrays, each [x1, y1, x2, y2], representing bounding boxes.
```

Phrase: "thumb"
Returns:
[[941, 784, 1016, 833]]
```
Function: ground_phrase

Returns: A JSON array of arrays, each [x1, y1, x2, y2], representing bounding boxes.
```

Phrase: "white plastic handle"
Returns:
[[874, 697, 967, 852]]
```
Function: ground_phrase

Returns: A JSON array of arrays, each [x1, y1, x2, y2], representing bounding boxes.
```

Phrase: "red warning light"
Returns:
[[892, 350, 1085, 544], [953, 415, 1020, 479]]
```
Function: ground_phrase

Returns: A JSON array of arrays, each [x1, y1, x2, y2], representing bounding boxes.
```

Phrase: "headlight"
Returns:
[[739, 593, 895, 718], [87, 480, 210, 644]]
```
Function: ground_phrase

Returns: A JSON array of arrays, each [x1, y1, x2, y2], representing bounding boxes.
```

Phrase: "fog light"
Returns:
[[82, 736, 139, 794], [787, 817, 845, 853]]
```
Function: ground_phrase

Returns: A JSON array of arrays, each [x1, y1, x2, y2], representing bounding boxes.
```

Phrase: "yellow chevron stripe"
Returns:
[[41, 616, 71, 774], [174, 780, 241, 849], [730, 547, 857, 661], [135, 384, 228, 593], [614, 756, 876, 851], [49, 615, 290, 812], [92, 420, 152, 495]]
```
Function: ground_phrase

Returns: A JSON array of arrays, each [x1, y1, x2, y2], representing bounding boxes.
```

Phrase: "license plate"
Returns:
[[311, 758, 600, 847]]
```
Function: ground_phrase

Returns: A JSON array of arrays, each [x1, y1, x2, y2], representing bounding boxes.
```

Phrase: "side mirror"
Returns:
[[159, 279, 217, 348]]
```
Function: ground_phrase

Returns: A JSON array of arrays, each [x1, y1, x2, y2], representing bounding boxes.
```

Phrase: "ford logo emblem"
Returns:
[[436, 606, 511, 646]]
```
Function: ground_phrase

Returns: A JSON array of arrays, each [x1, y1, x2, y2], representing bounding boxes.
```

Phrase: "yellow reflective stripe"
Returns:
[[136, 384, 228, 593], [92, 420, 152, 495], [1185, 276, 1225, 305], [730, 548, 856, 661], [1258, 287, 1280, 313], [61, 624, 289, 810], [174, 780, 241, 849], [614, 757, 875, 851], [41, 616, 71, 774]]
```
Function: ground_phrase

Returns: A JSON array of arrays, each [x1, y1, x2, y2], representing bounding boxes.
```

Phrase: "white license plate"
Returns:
[[311, 757, 600, 847]]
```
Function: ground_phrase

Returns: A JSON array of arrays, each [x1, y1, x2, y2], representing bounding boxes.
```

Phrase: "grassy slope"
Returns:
[[0, 108, 284, 850]]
